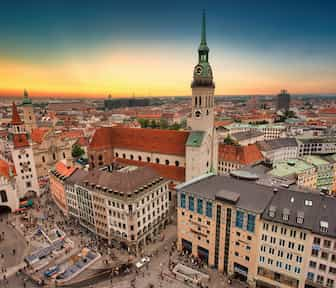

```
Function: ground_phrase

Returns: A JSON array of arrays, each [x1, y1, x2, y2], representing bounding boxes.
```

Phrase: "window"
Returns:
[[42, 155, 45, 163], [247, 214, 256, 232], [329, 267, 336, 274], [115, 152, 119, 158], [294, 267, 301, 274], [324, 240, 331, 248], [319, 264, 327, 271], [180, 193, 186, 209], [156, 158, 160, 164], [309, 261, 317, 268], [206, 202, 212, 218], [52, 153, 56, 161], [147, 157, 151, 162], [327, 279, 334, 288], [276, 261, 282, 268], [122, 153, 126, 159], [188, 196, 194, 212], [314, 237, 321, 245], [312, 249, 319, 257], [307, 272, 314, 281], [175, 161, 179, 167], [321, 252, 329, 260], [197, 199, 203, 214], [130, 154, 134, 160], [26, 181, 31, 188], [165, 160, 169, 165], [236, 210, 244, 229], [317, 275, 324, 285], [0, 190, 8, 203], [63, 152, 66, 159], [138, 156, 142, 161]]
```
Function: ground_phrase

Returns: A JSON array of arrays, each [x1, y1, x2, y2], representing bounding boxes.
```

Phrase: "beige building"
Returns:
[[177, 174, 274, 285], [65, 166, 170, 254], [177, 174, 336, 288], [31, 128, 74, 179], [21, 90, 37, 134]]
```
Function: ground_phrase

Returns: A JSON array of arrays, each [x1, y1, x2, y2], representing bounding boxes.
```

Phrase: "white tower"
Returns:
[[186, 11, 218, 181], [10, 102, 40, 198]]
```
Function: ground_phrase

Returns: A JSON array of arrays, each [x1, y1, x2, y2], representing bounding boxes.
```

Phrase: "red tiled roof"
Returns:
[[215, 120, 233, 128], [11, 102, 23, 125], [115, 158, 185, 182], [89, 127, 190, 156], [13, 134, 29, 148], [55, 161, 77, 177], [76, 137, 89, 147], [319, 107, 336, 114], [0, 159, 14, 179], [136, 114, 162, 119], [60, 130, 84, 140], [218, 143, 264, 165], [31, 128, 50, 144]]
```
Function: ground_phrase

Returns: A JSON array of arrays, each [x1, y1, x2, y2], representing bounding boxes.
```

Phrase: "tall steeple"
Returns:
[[199, 9, 209, 63], [11, 102, 23, 125], [192, 10, 214, 88]]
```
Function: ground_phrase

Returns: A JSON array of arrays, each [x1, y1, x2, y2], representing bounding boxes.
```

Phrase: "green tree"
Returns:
[[72, 144, 85, 158], [169, 122, 181, 130]]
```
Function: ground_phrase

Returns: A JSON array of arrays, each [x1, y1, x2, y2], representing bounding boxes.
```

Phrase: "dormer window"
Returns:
[[269, 206, 276, 218], [320, 221, 328, 233], [283, 208, 290, 221], [296, 211, 304, 224], [304, 200, 312, 207]]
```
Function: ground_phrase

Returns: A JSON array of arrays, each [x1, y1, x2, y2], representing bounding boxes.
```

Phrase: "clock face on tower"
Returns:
[[195, 110, 202, 118], [195, 65, 203, 75]]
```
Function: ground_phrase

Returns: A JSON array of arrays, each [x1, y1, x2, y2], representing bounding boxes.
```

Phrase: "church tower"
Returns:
[[22, 89, 37, 134], [189, 11, 215, 131], [186, 11, 218, 181]]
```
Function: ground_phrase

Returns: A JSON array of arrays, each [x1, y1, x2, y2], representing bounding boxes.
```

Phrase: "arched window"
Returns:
[[122, 153, 126, 159], [130, 154, 134, 160], [63, 152, 66, 159], [98, 154, 103, 161], [165, 160, 170, 165], [147, 157, 151, 162], [42, 156, 45, 163], [115, 152, 119, 158], [199, 96, 202, 106], [195, 97, 197, 107], [138, 156, 142, 161], [175, 160, 179, 167], [52, 153, 56, 161], [156, 158, 160, 164]]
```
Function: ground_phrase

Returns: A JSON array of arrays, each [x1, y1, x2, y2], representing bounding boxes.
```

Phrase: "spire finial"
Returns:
[[24, 89, 29, 98], [201, 9, 207, 45]]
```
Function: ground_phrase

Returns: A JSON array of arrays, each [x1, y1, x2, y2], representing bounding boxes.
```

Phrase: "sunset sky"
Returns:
[[0, 0, 335, 98]]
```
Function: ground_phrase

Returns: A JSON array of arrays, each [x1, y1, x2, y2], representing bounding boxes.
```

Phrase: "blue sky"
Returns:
[[0, 0, 335, 97]]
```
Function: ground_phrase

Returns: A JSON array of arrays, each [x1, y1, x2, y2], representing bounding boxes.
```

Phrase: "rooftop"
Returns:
[[263, 189, 336, 238], [269, 159, 314, 178], [218, 143, 264, 165], [179, 174, 275, 213], [303, 155, 330, 166], [257, 138, 298, 151], [89, 127, 190, 156]]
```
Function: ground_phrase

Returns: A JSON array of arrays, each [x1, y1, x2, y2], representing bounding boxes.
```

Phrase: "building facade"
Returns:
[[65, 166, 170, 254], [177, 174, 336, 288]]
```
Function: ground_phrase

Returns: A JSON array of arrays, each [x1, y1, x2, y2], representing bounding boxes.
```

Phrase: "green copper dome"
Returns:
[[22, 89, 32, 105], [191, 11, 214, 88]]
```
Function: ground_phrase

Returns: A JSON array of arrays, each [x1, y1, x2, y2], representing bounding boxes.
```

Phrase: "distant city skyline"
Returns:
[[0, 0, 336, 98]]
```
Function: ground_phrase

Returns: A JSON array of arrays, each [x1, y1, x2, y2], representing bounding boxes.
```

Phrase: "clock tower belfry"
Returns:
[[189, 10, 215, 132], [186, 11, 218, 181]]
